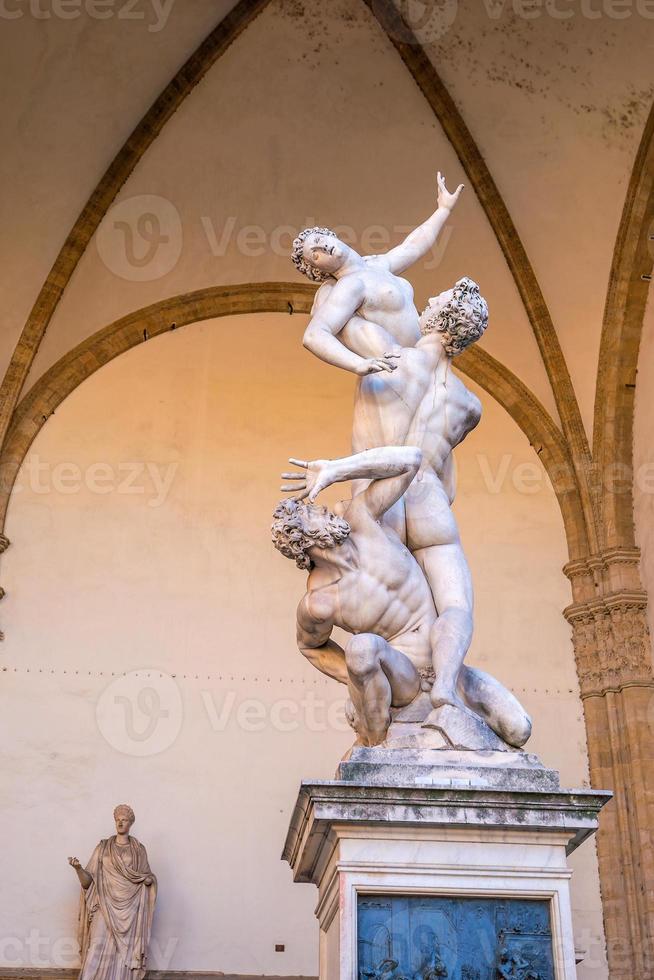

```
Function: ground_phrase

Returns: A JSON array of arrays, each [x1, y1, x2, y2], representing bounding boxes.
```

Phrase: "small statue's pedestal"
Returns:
[[283, 749, 610, 979]]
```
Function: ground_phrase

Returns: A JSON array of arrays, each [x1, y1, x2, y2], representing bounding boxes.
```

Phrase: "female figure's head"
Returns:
[[291, 227, 353, 282], [113, 804, 135, 836]]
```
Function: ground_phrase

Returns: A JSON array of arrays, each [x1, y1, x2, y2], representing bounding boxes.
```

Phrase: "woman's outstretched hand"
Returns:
[[437, 170, 464, 211]]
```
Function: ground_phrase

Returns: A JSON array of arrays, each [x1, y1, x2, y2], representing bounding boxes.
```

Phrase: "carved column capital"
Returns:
[[563, 546, 653, 697], [563, 545, 643, 603]]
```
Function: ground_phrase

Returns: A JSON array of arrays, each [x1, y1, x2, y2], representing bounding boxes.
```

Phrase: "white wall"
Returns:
[[0, 314, 606, 976]]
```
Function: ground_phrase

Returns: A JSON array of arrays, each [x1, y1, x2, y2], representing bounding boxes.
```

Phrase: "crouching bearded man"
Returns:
[[271, 446, 531, 750]]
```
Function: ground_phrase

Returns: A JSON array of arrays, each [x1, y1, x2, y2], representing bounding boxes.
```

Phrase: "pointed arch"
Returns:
[[363, 0, 597, 553], [0, 0, 271, 449], [593, 102, 654, 548], [0, 282, 587, 559], [0, 0, 595, 554]]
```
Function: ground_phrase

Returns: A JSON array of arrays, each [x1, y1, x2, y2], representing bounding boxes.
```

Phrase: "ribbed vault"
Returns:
[[0, 0, 597, 556], [1, 3, 653, 976]]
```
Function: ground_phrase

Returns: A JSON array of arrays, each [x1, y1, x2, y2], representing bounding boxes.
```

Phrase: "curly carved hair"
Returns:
[[420, 276, 488, 356], [114, 804, 135, 824], [291, 226, 338, 283], [271, 498, 351, 570]]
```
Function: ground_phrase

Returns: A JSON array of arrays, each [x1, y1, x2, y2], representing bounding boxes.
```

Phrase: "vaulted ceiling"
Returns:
[[1, 0, 652, 561]]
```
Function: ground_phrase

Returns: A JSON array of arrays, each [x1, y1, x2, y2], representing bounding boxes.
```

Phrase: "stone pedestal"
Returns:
[[283, 750, 611, 979]]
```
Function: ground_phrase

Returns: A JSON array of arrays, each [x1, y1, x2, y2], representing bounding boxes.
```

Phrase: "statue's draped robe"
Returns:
[[78, 837, 156, 980]]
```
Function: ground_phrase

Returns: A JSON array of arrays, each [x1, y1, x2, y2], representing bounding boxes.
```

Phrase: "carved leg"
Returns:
[[411, 543, 473, 711], [413, 544, 529, 749], [345, 633, 420, 747], [458, 665, 532, 748]]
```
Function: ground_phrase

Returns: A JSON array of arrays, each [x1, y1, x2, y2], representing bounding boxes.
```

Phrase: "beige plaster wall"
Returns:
[[423, 0, 653, 435], [0, 0, 232, 376], [3, 0, 652, 437], [0, 314, 606, 976]]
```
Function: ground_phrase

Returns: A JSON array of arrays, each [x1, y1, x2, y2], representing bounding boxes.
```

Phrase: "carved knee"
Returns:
[[506, 711, 532, 748], [346, 634, 382, 680]]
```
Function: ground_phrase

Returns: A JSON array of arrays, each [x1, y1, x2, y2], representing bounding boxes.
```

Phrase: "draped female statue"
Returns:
[[68, 804, 157, 980]]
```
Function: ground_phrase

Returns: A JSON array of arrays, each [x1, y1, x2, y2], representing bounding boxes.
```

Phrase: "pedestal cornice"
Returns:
[[283, 779, 612, 885]]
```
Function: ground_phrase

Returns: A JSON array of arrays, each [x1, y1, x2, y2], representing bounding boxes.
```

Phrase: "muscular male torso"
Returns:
[[337, 308, 482, 551], [304, 501, 435, 667]]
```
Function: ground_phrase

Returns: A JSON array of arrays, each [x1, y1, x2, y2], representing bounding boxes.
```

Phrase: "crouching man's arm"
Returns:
[[296, 593, 348, 685], [283, 446, 422, 522]]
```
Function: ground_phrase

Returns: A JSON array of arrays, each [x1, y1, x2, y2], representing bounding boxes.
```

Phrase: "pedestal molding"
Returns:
[[285, 775, 609, 979], [284, 780, 611, 885]]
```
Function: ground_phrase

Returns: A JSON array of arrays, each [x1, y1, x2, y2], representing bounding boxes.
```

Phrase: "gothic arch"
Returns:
[[0, 0, 596, 553], [593, 103, 654, 549], [0, 282, 586, 558]]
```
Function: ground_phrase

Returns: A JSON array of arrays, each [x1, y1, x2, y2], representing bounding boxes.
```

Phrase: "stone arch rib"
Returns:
[[0, 0, 271, 449], [0, 0, 595, 554], [457, 346, 588, 559], [593, 101, 654, 549], [363, 0, 597, 553], [0, 283, 588, 560]]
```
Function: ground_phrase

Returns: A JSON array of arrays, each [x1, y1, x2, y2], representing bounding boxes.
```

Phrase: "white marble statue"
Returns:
[[272, 446, 531, 749], [292, 172, 462, 379], [68, 805, 157, 980], [280, 179, 532, 749], [344, 278, 489, 728]]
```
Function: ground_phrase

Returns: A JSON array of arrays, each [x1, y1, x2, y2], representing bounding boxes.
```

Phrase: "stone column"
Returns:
[[564, 546, 654, 979]]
